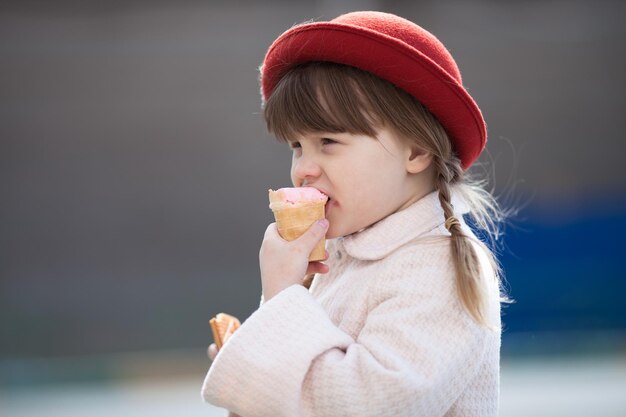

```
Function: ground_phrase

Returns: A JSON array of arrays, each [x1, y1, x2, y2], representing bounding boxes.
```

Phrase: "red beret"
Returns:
[[260, 11, 487, 170]]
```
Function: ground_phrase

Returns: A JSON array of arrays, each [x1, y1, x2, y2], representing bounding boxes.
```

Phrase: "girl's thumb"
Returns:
[[298, 219, 329, 250]]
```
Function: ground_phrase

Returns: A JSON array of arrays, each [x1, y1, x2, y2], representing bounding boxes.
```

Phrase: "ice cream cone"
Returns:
[[269, 188, 328, 262], [209, 313, 240, 350]]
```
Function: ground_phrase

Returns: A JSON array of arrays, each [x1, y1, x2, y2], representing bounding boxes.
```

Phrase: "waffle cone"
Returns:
[[209, 313, 241, 350], [271, 202, 326, 261]]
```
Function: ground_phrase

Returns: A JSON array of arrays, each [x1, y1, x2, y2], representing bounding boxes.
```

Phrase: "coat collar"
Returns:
[[336, 189, 469, 261]]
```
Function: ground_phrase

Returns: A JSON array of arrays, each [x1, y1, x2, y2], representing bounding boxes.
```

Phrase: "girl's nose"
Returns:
[[292, 153, 322, 183]]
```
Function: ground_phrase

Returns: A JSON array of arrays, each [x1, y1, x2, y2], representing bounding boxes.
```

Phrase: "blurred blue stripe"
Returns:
[[499, 195, 626, 348]]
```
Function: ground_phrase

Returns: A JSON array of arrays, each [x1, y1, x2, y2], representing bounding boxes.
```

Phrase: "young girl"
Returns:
[[203, 11, 507, 417]]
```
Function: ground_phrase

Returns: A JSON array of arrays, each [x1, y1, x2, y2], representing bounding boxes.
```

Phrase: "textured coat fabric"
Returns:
[[202, 191, 501, 416]]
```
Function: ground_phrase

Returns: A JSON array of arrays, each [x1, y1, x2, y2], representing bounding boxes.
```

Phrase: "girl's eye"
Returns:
[[321, 138, 337, 145], [289, 141, 301, 149]]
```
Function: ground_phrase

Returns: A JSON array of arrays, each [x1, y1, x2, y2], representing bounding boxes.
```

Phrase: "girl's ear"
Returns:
[[405, 146, 433, 174]]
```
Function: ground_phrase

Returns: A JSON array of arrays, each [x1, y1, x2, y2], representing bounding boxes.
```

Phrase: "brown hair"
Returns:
[[263, 62, 508, 327]]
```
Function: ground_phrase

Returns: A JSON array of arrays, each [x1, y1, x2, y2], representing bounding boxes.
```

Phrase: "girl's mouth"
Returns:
[[325, 197, 333, 215]]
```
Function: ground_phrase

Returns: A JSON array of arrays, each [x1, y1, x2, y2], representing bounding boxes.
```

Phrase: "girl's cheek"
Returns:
[[289, 169, 300, 187]]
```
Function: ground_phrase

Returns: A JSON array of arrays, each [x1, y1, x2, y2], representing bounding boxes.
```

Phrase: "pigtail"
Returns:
[[434, 156, 491, 326]]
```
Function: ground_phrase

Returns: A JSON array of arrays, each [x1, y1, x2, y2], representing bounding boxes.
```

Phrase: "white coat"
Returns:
[[202, 190, 501, 417]]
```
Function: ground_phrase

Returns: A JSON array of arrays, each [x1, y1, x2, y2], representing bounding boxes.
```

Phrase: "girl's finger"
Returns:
[[263, 223, 282, 240], [207, 343, 218, 361], [296, 219, 329, 252], [306, 261, 329, 276]]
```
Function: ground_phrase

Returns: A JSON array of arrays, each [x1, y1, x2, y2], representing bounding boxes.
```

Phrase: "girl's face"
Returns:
[[289, 128, 433, 239]]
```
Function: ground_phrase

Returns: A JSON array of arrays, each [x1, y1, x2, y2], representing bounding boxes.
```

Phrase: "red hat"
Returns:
[[260, 11, 486, 170]]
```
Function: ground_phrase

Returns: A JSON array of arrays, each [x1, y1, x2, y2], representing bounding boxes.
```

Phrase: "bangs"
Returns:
[[263, 62, 382, 142]]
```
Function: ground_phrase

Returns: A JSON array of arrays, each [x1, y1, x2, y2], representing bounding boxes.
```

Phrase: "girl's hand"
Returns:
[[260, 219, 330, 301]]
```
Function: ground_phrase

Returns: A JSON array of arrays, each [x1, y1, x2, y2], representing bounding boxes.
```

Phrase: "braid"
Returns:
[[434, 157, 459, 229], [434, 156, 486, 324]]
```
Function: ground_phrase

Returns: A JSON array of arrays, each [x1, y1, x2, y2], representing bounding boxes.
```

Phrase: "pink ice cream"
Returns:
[[268, 187, 328, 210]]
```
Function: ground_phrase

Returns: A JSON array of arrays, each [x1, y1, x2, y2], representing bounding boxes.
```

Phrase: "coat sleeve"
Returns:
[[201, 250, 497, 417], [201, 284, 354, 417]]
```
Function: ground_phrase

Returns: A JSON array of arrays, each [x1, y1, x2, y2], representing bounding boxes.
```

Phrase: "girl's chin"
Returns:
[[325, 224, 350, 240], [326, 232, 340, 239], [325, 224, 342, 240]]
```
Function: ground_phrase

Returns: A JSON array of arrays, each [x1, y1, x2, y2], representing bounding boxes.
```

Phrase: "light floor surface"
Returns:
[[1, 356, 625, 417]]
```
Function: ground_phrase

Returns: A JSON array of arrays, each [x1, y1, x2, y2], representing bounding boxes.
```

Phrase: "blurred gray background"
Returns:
[[1, 1, 625, 416]]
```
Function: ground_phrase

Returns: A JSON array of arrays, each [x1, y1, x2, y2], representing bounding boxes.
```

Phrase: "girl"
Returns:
[[203, 11, 507, 417]]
